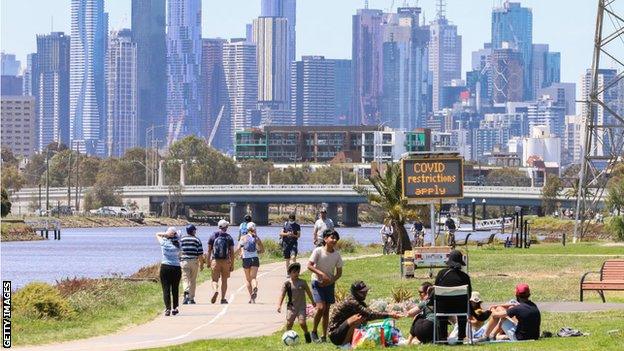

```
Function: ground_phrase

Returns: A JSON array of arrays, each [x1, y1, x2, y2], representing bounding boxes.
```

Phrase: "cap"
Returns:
[[515, 283, 530, 297], [351, 281, 370, 293], [218, 219, 230, 229], [247, 222, 256, 231], [287, 262, 301, 273], [186, 224, 197, 234], [244, 214, 252, 221], [166, 226, 177, 235], [447, 250, 466, 266], [470, 291, 482, 303], [320, 208, 327, 213]]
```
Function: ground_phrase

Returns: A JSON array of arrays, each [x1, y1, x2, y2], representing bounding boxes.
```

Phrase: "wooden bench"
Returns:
[[580, 259, 624, 302], [476, 233, 496, 247]]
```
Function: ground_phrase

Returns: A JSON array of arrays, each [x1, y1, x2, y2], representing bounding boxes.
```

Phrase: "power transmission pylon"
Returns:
[[574, 0, 624, 242]]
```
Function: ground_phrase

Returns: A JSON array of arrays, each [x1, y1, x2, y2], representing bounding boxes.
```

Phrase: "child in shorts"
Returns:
[[277, 262, 314, 343]]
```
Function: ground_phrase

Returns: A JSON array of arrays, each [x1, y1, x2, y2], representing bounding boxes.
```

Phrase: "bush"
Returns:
[[390, 285, 413, 303], [336, 237, 358, 253], [14, 282, 75, 319], [606, 216, 624, 241], [55, 278, 99, 297], [261, 239, 283, 258], [130, 263, 161, 281]]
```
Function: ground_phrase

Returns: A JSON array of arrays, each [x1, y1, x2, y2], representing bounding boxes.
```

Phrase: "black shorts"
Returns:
[[329, 320, 351, 346], [282, 242, 298, 259], [242, 257, 259, 269], [410, 318, 434, 343]]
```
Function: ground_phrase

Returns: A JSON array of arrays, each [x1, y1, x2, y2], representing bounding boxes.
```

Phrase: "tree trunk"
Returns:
[[394, 222, 412, 254]]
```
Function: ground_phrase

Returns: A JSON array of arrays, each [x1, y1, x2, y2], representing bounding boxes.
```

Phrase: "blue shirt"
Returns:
[[159, 236, 181, 266]]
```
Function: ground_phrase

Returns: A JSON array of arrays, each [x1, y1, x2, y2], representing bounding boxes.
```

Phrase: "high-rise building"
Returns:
[[429, 7, 462, 112], [527, 96, 565, 138], [1, 76, 23, 96], [537, 82, 575, 115], [330, 59, 352, 125], [490, 47, 524, 103], [472, 126, 510, 162], [106, 29, 138, 157], [36, 32, 70, 151], [491, 1, 533, 99], [291, 56, 335, 126], [381, 7, 429, 130], [202, 38, 228, 149], [1, 96, 36, 158], [1, 53, 21, 76], [223, 39, 257, 151], [132, 0, 166, 146], [22, 53, 38, 97], [545, 52, 560, 87], [467, 44, 493, 108], [531, 43, 561, 98], [260, 0, 296, 72], [563, 114, 583, 165], [166, 0, 202, 144], [253, 16, 289, 109], [352, 8, 384, 125], [70, 0, 108, 155]]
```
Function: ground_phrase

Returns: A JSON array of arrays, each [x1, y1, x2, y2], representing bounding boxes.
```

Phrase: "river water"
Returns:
[[1, 225, 501, 289]]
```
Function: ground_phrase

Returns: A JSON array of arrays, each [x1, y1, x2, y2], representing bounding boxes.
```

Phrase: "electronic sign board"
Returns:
[[401, 157, 464, 201]]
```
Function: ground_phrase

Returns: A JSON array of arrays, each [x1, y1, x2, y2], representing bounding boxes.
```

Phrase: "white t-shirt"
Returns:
[[309, 246, 343, 282], [314, 218, 334, 236]]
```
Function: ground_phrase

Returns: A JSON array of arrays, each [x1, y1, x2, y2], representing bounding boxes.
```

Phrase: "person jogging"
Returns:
[[156, 227, 181, 316], [236, 222, 264, 303], [180, 224, 203, 304]]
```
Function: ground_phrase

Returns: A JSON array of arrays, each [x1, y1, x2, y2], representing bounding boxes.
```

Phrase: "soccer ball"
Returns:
[[282, 330, 299, 346]]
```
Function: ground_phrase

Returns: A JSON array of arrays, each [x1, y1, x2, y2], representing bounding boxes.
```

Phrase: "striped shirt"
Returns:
[[180, 235, 203, 260]]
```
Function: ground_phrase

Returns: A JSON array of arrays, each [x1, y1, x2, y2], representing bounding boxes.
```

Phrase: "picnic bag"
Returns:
[[352, 319, 399, 348], [213, 234, 230, 259]]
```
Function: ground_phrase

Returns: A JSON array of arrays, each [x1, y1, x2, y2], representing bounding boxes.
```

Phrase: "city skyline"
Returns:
[[0, 0, 610, 84]]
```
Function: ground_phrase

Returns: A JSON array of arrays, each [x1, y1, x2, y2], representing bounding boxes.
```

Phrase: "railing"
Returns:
[[475, 217, 514, 229]]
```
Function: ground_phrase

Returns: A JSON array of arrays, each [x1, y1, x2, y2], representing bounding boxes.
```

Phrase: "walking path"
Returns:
[[14, 254, 624, 351]]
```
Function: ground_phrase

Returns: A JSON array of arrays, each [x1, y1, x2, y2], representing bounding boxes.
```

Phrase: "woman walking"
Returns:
[[237, 222, 264, 303], [157, 227, 182, 316]]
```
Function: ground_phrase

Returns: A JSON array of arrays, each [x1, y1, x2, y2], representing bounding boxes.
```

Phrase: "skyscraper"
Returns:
[[528, 96, 565, 138], [223, 39, 257, 150], [37, 32, 70, 151], [490, 47, 524, 103], [131, 0, 166, 146], [531, 43, 561, 98], [352, 8, 384, 125], [202, 38, 228, 149], [260, 0, 296, 70], [330, 59, 352, 125], [491, 1, 533, 99], [22, 53, 38, 97], [70, 0, 108, 155], [1, 53, 21, 76], [428, 4, 462, 112], [106, 29, 138, 157], [579, 68, 619, 156], [291, 56, 335, 126], [166, 0, 202, 144], [253, 16, 289, 109]]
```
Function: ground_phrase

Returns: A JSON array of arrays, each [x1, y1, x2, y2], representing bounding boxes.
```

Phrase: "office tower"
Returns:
[[537, 82, 575, 115], [223, 39, 257, 151], [132, 0, 166, 146], [1, 76, 23, 95], [23, 53, 38, 97], [579, 68, 619, 156], [1, 53, 21, 76], [291, 56, 335, 126], [1, 96, 36, 158], [253, 17, 289, 110], [429, 3, 462, 112], [490, 47, 524, 103], [563, 114, 583, 165], [528, 96, 566, 138], [330, 59, 352, 124], [545, 52, 560, 87], [352, 8, 384, 125], [531, 44, 561, 98], [202, 38, 228, 149], [261, 0, 296, 72], [468, 44, 493, 108], [472, 126, 510, 162], [70, 0, 108, 155], [166, 0, 202, 144], [106, 29, 138, 157], [491, 1, 533, 99], [36, 32, 70, 151], [381, 7, 429, 130]]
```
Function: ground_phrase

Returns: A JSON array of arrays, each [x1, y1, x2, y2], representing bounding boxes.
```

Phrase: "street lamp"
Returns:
[[482, 199, 487, 220], [471, 198, 476, 231]]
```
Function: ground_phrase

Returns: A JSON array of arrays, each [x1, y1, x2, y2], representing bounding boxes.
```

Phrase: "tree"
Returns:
[[308, 166, 355, 184], [359, 163, 415, 254], [1, 148, 18, 168], [485, 168, 531, 186], [1, 166, 25, 192], [121, 148, 150, 185], [83, 172, 123, 210], [542, 174, 563, 215], [606, 177, 624, 216], [270, 165, 310, 184], [23, 153, 46, 186], [561, 164, 581, 187], [165, 136, 237, 185], [1, 188, 11, 217], [77, 156, 101, 187], [237, 159, 274, 184]]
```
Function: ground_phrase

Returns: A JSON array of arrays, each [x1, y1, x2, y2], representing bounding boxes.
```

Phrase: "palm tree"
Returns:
[[358, 163, 418, 254]]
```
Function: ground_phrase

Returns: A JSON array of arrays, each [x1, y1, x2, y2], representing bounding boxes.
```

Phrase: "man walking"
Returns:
[[207, 219, 235, 304], [280, 213, 301, 273], [312, 208, 334, 246], [180, 224, 203, 304]]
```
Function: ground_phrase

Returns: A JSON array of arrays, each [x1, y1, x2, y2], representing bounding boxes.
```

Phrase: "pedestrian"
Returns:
[[156, 227, 182, 316], [207, 219, 235, 304], [280, 212, 301, 273], [180, 224, 203, 304], [236, 221, 264, 303], [434, 249, 472, 342], [277, 262, 315, 343], [308, 229, 343, 343], [312, 208, 334, 247], [238, 214, 252, 240]]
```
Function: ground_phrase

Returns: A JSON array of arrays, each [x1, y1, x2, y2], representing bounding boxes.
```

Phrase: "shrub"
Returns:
[[336, 237, 358, 253], [606, 216, 624, 242], [334, 284, 348, 301], [55, 277, 99, 297], [14, 282, 75, 319], [390, 285, 413, 303], [261, 239, 283, 258], [130, 263, 161, 281]]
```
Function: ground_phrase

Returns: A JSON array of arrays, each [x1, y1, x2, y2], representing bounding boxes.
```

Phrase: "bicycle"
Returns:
[[382, 234, 397, 255], [412, 230, 425, 247], [445, 229, 457, 249]]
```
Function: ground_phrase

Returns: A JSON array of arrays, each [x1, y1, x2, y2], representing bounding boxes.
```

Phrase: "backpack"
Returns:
[[243, 236, 257, 253], [213, 234, 230, 259]]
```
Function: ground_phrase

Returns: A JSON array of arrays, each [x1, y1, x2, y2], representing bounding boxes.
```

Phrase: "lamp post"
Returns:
[[482, 199, 487, 220], [471, 198, 476, 231]]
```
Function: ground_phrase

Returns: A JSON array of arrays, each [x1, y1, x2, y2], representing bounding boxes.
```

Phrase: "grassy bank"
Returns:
[[1, 221, 43, 241], [529, 216, 612, 240], [16, 215, 190, 229]]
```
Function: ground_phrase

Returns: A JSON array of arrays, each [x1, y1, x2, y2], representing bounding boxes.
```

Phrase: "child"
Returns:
[[308, 229, 344, 343], [277, 262, 314, 343]]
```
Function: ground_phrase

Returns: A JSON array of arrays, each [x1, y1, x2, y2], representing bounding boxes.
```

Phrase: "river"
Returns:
[[1, 225, 501, 289]]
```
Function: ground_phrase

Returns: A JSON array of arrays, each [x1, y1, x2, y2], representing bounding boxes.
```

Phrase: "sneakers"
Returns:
[[189, 299, 196, 304], [320, 336, 327, 343], [164, 309, 171, 316], [183, 291, 189, 304], [251, 287, 258, 303], [211, 292, 219, 304], [220, 299, 228, 304], [304, 332, 312, 344], [172, 308, 179, 315], [310, 331, 320, 343]]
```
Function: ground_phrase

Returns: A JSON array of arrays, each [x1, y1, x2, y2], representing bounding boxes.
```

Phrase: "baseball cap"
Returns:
[[218, 219, 230, 228], [351, 281, 370, 293], [470, 291, 482, 303], [515, 283, 530, 297], [166, 226, 177, 235], [186, 224, 197, 234]]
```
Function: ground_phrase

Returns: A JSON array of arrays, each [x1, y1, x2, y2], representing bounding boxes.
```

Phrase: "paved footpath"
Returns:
[[15, 254, 624, 351]]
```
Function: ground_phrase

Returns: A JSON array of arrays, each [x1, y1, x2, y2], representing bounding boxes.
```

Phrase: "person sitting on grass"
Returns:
[[327, 281, 402, 347], [486, 283, 541, 341], [277, 262, 314, 343], [406, 282, 436, 344]]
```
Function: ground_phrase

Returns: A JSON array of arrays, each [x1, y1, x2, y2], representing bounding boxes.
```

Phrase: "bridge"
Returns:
[[11, 184, 591, 226]]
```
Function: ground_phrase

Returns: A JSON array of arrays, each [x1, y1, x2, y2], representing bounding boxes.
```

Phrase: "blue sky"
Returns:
[[0, 0, 610, 83]]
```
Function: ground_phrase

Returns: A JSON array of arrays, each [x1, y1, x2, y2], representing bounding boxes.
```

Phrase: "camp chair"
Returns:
[[432, 285, 473, 344]]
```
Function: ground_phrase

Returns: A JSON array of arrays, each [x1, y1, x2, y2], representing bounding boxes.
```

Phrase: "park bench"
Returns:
[[579, 259, 624, 302], [476, 233, 496, 247], [455, 233, 471, 249]]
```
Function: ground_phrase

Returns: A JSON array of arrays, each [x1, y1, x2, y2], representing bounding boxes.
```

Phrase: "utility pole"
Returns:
[[67, 150, 72, 207], [75, 144, 80, 211], [45, 149, 50, 211]]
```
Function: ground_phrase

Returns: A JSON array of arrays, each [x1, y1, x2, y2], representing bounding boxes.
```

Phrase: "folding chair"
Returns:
[[432, 284, 473, 344]]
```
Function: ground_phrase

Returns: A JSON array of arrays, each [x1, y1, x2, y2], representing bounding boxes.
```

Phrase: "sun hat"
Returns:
[[470, 291, 482, 303]]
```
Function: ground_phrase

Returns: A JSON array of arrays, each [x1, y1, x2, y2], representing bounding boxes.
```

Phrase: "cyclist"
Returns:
[[380, 220, 395, 254], [444, 214, 457, 248], [410, 219, 425, 247]]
